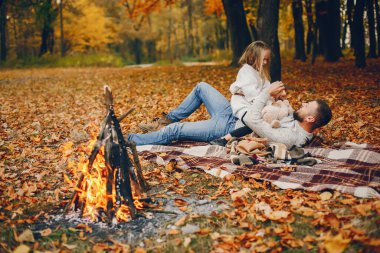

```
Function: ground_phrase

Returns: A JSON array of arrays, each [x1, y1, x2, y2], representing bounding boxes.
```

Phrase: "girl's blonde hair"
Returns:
[[239, 41, 271, 81]]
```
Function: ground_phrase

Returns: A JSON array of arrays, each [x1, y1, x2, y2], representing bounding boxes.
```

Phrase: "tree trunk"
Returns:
[[187, 0, 194, 57], [215, 17, 225, 49], [0, 0, 7, 61], [39, 26, 54, 57], [325, 0, 341, 61], [375, 0, 380, 56], [347, 0, 354, 48], [146, 40, 156, 62], [353, 0, 366, 67], [59, 0, 64, 57], [182, 16, 188, 55], [38, 0, 56, 57], [366, 0, 377, 58], [315, 1, 327, 56], [305, 0, 314, 55], [221, 0, 251, 66], [341, 0, 348, 49], [167, 7, 172, 63], [133, 38, 142, 64], [257, 0, 281, 81], [292, 0, 306, 61]]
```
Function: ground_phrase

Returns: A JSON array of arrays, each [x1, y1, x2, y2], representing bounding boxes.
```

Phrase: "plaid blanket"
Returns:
[[137, 140, 380, 198]]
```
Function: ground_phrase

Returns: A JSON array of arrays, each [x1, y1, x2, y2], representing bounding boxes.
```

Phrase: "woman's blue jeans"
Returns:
[[128, 82, 236, 145]]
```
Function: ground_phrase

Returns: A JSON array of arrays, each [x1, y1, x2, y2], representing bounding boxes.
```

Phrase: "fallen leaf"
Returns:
[[320, 191, 332, 201], [135, 247, 147, 253], [40, 228, 52, 237], [167, 229, 181, 235], [354, 203, 372, 216], [17, 229, 35, 243], [183, 237, 191, 247], [174, 198, 188, 207], [62, 243, 77, 250], [324, 213, 340, 229], [12, 244, 30, 253], [175, 216, 188, 226], [230, 188, 251, 201], [324, 233, 350, 253]]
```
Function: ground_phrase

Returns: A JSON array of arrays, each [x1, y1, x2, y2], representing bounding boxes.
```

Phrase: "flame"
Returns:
[[73, 139, 143, 222], [134, 199, 144, 210]]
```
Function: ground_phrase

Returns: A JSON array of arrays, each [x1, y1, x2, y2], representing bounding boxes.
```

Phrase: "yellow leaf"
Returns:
[[320, 191, 332, 201], [17, 229, 35, 243], [12, 244, 30, 253], [167, 229, 181, 235], [135, 247, 146, 253], [324, 233, 350, 253]]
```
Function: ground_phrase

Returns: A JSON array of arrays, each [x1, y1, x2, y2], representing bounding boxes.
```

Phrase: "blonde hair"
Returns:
[[239, 41, 271, 81]]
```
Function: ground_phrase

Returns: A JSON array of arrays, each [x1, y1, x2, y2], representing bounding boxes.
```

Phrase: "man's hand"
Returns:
[[268, 81, 285, 98]]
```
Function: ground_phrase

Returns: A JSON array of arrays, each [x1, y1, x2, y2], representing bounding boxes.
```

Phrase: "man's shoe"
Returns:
[[209, 138, 228, 147], [138, 112, 172, 133]]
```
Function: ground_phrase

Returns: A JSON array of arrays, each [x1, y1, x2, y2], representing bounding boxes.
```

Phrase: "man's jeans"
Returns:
[[128, 82, 237, 145]]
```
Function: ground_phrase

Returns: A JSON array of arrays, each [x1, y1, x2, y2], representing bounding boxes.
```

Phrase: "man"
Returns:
[[243, 83, 332, 148], [126, 82, 332, 148]]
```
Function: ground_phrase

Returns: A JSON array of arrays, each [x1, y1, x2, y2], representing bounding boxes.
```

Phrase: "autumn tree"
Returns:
[[292, 0, 306, 61], [257, 0, 281, 81], [204, 0, 227, 50], [64, 0, 118, 53], [221, 0, 251, 66]]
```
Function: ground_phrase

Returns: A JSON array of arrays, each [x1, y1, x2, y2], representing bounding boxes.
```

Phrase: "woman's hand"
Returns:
[[268, 81, 285, 98]]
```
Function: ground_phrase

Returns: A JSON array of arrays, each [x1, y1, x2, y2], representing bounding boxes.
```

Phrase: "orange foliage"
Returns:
[[123, 0, 176, 19], [204, 0, 224, 17]]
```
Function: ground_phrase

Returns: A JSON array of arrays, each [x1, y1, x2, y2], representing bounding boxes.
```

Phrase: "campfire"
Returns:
[[64, 86, 148, 224]]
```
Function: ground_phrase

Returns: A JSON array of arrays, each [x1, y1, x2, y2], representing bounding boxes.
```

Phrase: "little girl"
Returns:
[[210, 41, 290, 146]]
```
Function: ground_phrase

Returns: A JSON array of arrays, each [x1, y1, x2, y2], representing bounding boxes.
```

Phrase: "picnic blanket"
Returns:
[[136, 140, 380, 198]]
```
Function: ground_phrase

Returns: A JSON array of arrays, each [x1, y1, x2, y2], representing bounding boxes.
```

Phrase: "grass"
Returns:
[[0, 53, 129, 68]]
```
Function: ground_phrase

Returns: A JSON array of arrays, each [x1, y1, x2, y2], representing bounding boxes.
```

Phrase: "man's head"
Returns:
[[294, 100, 332, 130]]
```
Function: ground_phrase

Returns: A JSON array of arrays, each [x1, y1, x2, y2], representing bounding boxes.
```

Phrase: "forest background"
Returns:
[[1, 0, 380, 252], [0, 0, 379, 74]]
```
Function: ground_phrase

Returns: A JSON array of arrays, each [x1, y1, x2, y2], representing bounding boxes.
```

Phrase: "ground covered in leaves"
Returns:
[[1, 59, 379, 252]]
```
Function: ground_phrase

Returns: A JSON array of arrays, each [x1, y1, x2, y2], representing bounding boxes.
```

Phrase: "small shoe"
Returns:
[[209, 138, 228, 146], [138, 112, 172, 133]]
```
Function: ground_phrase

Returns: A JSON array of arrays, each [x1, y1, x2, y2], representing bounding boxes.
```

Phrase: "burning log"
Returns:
[[64, 86, 148, 223]]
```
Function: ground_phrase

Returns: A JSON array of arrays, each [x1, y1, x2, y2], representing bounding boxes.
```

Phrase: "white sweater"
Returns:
[[230, 64, 270, 121], [244, 90, 314, 148]]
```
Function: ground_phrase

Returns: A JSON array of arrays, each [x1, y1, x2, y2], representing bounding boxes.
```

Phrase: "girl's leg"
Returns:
[[167, 82, 232, 122]]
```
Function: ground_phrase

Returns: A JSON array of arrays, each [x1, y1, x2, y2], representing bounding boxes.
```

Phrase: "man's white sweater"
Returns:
[[244, 90, 314, 148]]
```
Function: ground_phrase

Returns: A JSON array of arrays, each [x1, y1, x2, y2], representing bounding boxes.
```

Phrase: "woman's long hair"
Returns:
[[238, 41, 271, 82]]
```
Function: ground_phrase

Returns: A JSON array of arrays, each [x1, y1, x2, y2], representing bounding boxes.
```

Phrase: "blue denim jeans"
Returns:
[[128, 82, 236, 145]]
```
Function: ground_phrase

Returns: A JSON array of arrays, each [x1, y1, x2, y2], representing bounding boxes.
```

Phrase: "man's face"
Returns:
[[294, 101, 319, 123]]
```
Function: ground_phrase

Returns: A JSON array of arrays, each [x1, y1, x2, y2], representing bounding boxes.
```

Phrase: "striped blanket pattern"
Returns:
[[136, 141, 380, 198]]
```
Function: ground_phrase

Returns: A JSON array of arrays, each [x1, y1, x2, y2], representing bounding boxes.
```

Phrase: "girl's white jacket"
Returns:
[[230, 64, 270, 123]]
